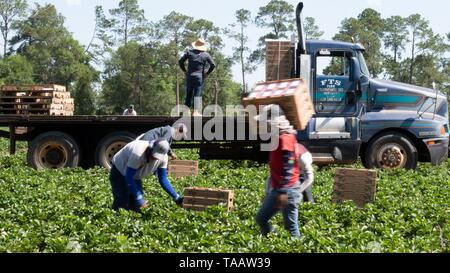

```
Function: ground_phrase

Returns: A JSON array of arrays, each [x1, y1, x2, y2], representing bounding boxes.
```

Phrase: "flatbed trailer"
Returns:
[[0, 115, 265, 169]]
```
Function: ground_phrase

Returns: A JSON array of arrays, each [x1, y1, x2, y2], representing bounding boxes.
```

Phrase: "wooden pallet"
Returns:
[[168, 160, 199, 178], [0, 109, 74, 116], [242, 78, 315, 130], [1, 84, 66, 92], [332, 168, 377, 208], [0, 84, 74, 116], [183, 187, 234, 212]]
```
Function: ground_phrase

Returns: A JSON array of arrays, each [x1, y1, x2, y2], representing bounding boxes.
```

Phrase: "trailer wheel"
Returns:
[[28, 131, 81, 170], [95, 131, 136, 170], [365, 132, 418, 170]]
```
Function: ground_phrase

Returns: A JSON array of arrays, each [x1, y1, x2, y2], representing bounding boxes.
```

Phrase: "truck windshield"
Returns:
[[357, 51, 370, 76]]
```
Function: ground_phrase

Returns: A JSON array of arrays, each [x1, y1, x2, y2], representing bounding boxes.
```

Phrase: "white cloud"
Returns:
[[66, 0, 81, 7], [366, 0, 383, 8]]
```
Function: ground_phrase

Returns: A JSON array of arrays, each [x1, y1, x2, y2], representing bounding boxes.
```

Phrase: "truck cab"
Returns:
[[297, 39, 449, 169], [293, 2, 449, 169]]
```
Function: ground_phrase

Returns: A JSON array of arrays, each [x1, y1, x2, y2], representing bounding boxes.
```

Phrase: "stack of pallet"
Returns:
[[266, 39, 294, 82], [332, 168, 378, 208], [0, 84, 74, 116]]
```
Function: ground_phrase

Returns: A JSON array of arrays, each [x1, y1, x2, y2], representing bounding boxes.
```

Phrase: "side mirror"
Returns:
[[349, 57, 361, 82]]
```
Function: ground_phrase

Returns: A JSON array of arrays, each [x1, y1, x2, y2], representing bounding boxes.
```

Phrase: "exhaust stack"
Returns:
[[295, 2, 312, 93], [296, 2, 306, 55]]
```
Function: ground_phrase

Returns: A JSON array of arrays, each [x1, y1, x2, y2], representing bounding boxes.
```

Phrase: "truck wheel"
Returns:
[[365, 132, 418, 170], [27, 131, 81, 170], [95, 131, 136, 170]]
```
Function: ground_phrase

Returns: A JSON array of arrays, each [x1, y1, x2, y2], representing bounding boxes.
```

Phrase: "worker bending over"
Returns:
[[109, 139, 183, 212]]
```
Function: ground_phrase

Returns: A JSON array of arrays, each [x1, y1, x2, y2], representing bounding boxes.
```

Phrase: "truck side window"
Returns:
[[316, 51, 350, 77]]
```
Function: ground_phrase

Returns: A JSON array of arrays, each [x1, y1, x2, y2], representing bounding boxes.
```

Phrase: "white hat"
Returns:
[[192, 38, 207, 52], [152, 140, 170, 161]]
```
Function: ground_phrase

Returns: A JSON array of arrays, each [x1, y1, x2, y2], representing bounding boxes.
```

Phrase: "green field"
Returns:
[[0, 138, 448, 253]]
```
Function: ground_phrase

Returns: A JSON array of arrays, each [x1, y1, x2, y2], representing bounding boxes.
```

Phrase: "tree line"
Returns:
[[0, 0, 449, 115]]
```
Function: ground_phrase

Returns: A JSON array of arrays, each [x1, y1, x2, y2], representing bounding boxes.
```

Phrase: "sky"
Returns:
[[31, 0, 450, 87]]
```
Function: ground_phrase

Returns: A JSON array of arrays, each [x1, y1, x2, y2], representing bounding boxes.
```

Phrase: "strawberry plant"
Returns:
[[0, 138, 448, 253]]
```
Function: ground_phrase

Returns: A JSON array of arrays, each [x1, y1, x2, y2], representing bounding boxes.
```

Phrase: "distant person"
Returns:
[[137, 123, 188, 161], [179, 38, 216, 117], [109, 139, 183, 212], [123, 105, 137, 116]]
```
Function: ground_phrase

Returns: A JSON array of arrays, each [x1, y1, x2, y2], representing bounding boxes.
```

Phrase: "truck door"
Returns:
[[309, 49, 360, 140]]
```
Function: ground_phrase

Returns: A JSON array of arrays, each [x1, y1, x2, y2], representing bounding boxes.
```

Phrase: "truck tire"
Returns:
[[364, 132, 418, 170], [27, 131, 81, 170], [95, 131, 136, 170]]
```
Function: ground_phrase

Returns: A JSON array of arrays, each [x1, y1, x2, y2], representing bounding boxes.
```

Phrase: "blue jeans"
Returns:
[[185, 76, 204, 110], [109, 165, 143, 212], [256, 182, 303, 237]]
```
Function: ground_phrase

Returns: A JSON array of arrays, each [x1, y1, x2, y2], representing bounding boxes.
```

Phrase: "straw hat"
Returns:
[[192, 38, 207, 51]]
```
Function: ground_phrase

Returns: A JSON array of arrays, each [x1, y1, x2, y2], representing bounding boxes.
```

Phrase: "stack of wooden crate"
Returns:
[[0, 84, 74, 116], [265, 39, 294, 82], [332, 168, 378, 208], [183, 187, 234, 212]]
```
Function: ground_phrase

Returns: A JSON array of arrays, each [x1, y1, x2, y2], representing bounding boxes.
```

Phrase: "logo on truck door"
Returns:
[[315, 50, 354, 114], [317, 78, 346, 102], [320, 79, 344, 93]]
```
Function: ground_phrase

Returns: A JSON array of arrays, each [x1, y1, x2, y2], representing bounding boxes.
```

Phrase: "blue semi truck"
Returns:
[[293, 2, 449, 169]]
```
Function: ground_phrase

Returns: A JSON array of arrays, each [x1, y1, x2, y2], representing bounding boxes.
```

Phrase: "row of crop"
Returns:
[[0, 139, 448, 252]]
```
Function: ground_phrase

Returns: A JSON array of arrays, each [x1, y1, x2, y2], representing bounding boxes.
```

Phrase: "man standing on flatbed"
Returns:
[[179, 38, 216, 117]]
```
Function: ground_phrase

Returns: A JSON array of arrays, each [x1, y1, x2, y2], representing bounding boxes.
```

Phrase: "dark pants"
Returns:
[[109, 165, 142, 212], [185, 76, 204, 110]]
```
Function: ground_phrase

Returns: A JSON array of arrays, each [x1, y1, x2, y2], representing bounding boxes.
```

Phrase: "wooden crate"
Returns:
[[266, 39, 294, 82], [242, 78, 315, 130], [183, 187, 234, 212], [168, 160, 199, 178], [332, 168, 377, 208]]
